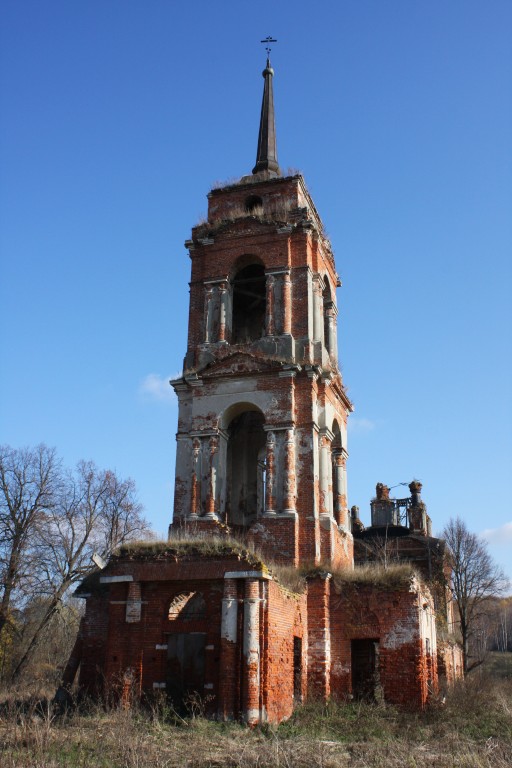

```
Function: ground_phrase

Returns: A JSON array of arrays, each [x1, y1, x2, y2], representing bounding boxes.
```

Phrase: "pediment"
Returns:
[[198, 351, 287, 379]]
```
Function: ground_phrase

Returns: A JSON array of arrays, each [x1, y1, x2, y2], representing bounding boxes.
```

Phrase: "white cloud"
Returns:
[[139, 373, 177, 402], [348, 417, 376, 434], [480, 522, 512, 547]]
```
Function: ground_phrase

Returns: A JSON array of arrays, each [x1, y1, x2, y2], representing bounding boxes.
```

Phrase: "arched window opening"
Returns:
[[168, 592, 206, 621], [226, 409, 266, 530], [323, 281, 334, 356], [232, 264, 266, 343], [245, 195, 263, 214], [332, 421, 342, 452]]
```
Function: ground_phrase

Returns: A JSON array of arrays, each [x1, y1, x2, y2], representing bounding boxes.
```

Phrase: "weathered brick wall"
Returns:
[[330, 527, 354, 570], [247, 514, 299, 565], [437, 641, 464, 689], [75, 554, 311, 724], [184, 175, 341, 375], [171, 360, 351, 568], [306, 575, 332, 698], [76, 555, 261, 708], [171, 172, 352, 570], [74, 555, 445, 721], [328, 578, 438, 709], [206, 176, 309, 222], [261, 580, 307, 722], [77, 591, 110, 697], [96, 576, 223, 710]]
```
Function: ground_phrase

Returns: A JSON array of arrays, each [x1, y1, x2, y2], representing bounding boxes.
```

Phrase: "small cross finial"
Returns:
[[260, 36, 277, 57]]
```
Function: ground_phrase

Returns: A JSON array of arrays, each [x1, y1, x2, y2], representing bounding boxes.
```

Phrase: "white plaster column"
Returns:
[[219, 577, 238, 720], [325, 302, 338, 362], [125, 581, 142, 623], [332, 450, 347, 527], [257, 448, 266, 518], [341, 448, 348, 510], [307, 269, 314, 353], [319, 430, 333, 517], [216, 429, 228, 523], [205, 435, 219, 519], [283, 427, 297, 514], [218, 281, 229, 343], [243, 578, 261, 726], [221, 579, 238, 643], [332, 304, 339, 360], [172, 432, 191, 522], [265, 274, 275, 336], [204, 286, 215, 343], [282, 271, 292, 335], [264, 431, 276, 514], [190, 438, 201, 517]]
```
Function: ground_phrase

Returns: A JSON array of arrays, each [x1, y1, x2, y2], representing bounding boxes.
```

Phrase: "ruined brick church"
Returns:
[[63, 56, 462, 722]]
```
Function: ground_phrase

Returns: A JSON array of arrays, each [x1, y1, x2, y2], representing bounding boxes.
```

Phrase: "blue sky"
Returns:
[[1, 1, 511, 583]]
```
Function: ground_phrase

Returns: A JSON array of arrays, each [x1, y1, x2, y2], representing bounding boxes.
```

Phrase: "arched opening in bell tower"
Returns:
[[323, 280, 334, 357], [332, 420, 342, 453], [223, 404, 266, 531], [231, 263, 266, 343]]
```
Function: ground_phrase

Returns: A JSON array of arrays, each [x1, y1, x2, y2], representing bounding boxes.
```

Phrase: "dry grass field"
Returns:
[[1, 654, 510, 768]]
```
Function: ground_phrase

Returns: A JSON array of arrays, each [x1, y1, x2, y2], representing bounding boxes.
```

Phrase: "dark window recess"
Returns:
[[323, 281, 333, 355], [232, 264, 266, 343], [245, 195, 263, 213]]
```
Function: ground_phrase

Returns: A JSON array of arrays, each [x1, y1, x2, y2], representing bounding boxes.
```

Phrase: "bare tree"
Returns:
[[358, 532, 401, 569], [0, 445, 60, 640], [12, 459, 151, 680], [97, 469, 150, 556], [442, 517, 509, 674], [485, 597, 512, 652], [496, 598, 512, 652]]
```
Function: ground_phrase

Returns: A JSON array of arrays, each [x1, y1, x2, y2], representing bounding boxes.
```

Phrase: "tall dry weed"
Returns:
[[0, 671, 510, 767]]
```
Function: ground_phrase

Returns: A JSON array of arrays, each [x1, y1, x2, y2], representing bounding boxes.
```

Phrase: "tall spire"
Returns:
[[252, 57, 280, 177]]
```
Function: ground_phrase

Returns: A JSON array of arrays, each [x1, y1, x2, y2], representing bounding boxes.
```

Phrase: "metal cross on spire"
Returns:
[[260, 36, 277, 57], [253, 36, 280, 177]]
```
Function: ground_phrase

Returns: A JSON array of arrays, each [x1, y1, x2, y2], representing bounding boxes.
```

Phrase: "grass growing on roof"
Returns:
[[300, 562, 418, 591], [113, 535, 266, 568]]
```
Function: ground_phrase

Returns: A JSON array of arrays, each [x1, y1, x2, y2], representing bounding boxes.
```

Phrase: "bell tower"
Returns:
[[170, 57, 353, 567]]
